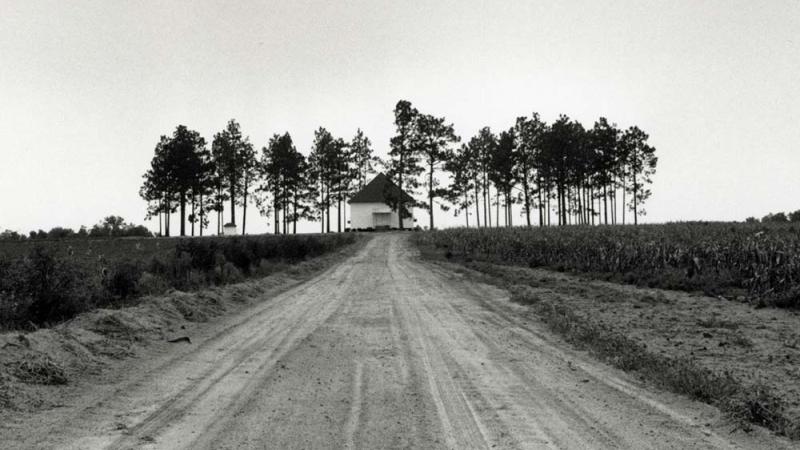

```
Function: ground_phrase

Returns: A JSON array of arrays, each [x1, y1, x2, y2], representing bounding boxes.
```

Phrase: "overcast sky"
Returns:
[[1, 0, 798, 234]]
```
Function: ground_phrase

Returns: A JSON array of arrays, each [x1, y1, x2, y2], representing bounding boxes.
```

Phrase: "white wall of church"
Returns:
[[350, 202, 416, 229]]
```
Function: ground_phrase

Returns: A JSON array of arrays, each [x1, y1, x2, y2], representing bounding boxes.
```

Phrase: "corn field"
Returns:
[[416, 222, 800, 308]]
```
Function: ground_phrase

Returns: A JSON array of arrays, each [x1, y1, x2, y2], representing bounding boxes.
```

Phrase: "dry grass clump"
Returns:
[[13, 354, 67, 385], [696, 317, 740, 330]]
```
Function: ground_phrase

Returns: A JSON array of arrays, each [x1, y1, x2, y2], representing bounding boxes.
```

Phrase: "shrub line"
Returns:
[[0, 234, 358, 330]]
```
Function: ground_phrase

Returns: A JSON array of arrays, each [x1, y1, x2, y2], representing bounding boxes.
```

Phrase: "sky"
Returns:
[[1, 0, 798, 234]]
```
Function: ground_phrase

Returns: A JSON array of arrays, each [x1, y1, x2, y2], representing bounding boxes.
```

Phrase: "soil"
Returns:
[[0, 233, 793, 449]]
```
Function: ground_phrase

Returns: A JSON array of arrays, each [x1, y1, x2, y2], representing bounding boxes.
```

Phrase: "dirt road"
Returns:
[[1, 234, 790, 449]]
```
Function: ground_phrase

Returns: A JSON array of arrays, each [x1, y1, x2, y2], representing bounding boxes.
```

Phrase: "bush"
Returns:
[[104, 260, 143, 299], [24, 246, 90, 325], [219, 262, 244, 284], [763, 212, 789, 223], [169, 251, 194, 289], [137, 272, 169, 296]]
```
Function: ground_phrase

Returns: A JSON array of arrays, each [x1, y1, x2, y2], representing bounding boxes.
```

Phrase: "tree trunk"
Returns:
[[230, 185, 236, 226], [507, 191, 512, 227], [274, 196, 280, 234], [284, 196, 289, 234], [622, 176, 626, 225], [397, 166, 404, 230], [342, 194, 347, 231], [242, 177, 248, 235], [179, 192, 186, 237], [523, 175, 531, 226], [484, 174, 490, 228], [293, 193, 298, 234], [165, 199, 170, 237], [464, 191, 470, 227], [191, 197, 196, 237], [633, 171, 638, 225], [217, 186, 222, 235], [556, 185, 562, 226], [474, 183, 481, 228], [199, 202, 204, 237], [537, 178, 544, 226], [546, 188, 551, 226], [495, 190, 500, 228], [428, 163, 434, 230], [326, 185, 331, 233]]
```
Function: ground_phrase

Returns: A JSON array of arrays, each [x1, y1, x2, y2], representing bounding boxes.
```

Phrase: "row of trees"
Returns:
[[140, 120, 378, 236], [747, 211, 800, 223], [140, 101, 658, 236], [442, 115, 657, 227], [386, 102, 657, 229], [0, 216, 152, 241]]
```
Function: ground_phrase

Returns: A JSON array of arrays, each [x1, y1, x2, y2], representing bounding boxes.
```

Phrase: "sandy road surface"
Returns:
[[1, 234, 791, 449]]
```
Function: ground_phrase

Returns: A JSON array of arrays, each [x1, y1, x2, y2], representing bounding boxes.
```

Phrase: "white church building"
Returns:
[[349, 173, 416, 230]]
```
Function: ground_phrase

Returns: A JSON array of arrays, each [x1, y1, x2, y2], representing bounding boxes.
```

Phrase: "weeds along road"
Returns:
[[4, 233, 790, 449]]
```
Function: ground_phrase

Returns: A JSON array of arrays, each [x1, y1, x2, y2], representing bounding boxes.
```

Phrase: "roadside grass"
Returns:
[[13, 354, 68, 385], [416, 239, 800, 440]]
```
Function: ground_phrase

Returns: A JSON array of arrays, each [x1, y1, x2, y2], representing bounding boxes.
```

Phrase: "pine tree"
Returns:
[[386, 100, 423, 229]]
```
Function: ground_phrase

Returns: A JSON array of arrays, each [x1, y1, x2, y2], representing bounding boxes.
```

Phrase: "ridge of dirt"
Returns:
[[0, 238, 367, 414]]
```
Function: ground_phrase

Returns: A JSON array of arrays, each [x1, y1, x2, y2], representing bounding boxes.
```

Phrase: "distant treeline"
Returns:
[[0, 216, 151, 242], [746, 211, 800, 223], [141, 100, 657, 236]]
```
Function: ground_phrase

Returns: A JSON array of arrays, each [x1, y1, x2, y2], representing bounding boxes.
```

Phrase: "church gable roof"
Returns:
[[349, 173, 415, 204]]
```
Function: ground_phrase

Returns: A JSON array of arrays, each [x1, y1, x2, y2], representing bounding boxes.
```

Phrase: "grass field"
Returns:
[[0, 236, 173, 262], [416, 222, 800, 308], [0, 233, 358, 330]]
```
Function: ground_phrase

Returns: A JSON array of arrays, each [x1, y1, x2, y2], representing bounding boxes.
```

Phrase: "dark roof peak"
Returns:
[[349, 172, 415, 204]]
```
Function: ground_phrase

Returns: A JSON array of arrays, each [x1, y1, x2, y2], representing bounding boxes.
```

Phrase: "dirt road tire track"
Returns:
[[1, 233, 792, 449]]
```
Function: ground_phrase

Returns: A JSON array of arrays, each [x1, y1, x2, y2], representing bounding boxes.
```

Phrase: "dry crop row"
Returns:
[[416, 222, 800, 308]]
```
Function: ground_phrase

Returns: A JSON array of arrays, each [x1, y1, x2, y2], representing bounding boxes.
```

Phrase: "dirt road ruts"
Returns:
[[1, 234, 791, 449]]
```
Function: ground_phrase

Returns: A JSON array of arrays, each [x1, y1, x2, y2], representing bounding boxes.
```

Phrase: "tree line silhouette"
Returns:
[[140, 120, 378, 236], [0, 216, 152, 241], [140, 100, 657, 236]]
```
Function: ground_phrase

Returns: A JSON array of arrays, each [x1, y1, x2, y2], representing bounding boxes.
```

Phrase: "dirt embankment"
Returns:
[[0, 233, 794, 449]]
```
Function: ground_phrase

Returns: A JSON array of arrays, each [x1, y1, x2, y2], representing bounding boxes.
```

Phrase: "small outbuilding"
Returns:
[[223, 223, 238, 236], [349, 173, 416, 230]]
